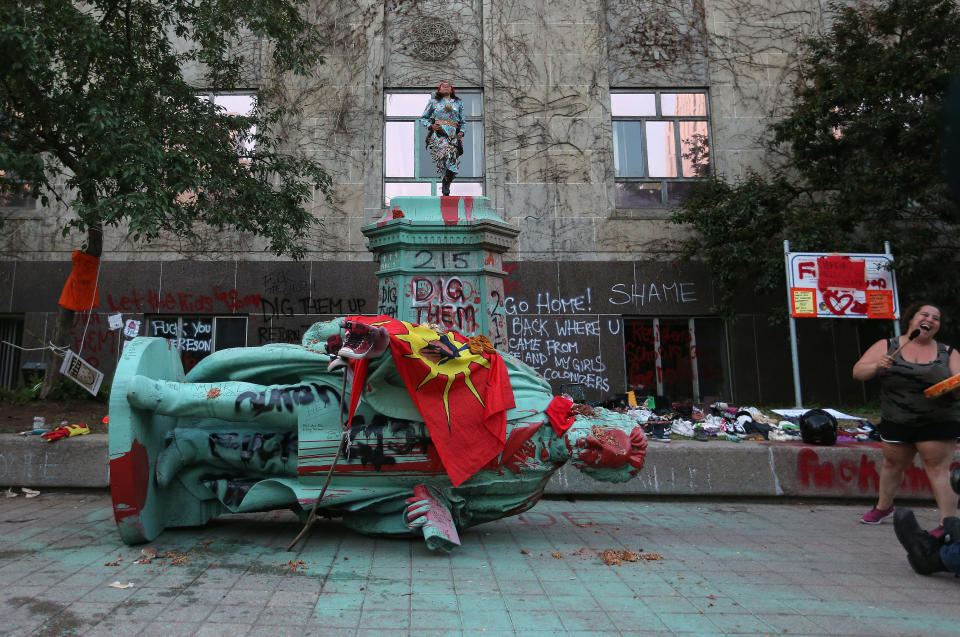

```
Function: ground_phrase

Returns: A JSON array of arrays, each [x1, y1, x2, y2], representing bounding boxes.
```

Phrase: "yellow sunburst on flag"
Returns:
[[392, 322, 490, 427]]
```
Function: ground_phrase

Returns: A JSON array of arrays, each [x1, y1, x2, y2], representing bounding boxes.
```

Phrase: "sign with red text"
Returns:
[[785, 252, 898, 319]]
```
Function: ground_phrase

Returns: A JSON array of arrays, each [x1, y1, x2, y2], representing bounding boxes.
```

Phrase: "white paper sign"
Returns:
[[108, 313, 124, 330], [124, 319, 141, 339], [59, 350, 104, 396]]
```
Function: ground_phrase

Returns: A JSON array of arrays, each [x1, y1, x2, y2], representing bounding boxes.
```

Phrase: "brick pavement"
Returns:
[[1, 491, 958, 636]]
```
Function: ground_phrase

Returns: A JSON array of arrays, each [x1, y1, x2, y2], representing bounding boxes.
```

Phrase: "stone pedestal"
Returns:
[[361, 196, 519, 349]]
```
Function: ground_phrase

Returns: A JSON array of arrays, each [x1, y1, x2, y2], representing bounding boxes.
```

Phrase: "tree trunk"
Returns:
[[39, 221, 104, 399]]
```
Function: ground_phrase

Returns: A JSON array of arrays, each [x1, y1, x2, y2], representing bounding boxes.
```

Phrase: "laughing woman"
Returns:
[[420, 81, 465, 196], [853, 302, 960, 531]]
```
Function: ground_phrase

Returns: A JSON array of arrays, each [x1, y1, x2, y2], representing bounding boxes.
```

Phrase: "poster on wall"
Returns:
[[59, 350, 104, 396], [785, 252, 898, 319]]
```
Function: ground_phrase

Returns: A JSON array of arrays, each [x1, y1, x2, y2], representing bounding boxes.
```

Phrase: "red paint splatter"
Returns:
[[491, 422, 544, 473], [440, 196, 460, 225], [110, 439, 150, 523], [463, 197, 474, 221]]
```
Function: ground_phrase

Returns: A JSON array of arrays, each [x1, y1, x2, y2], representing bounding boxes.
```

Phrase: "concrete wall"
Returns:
[[5, 436, 954, 505], [3, 256, 882, 404]]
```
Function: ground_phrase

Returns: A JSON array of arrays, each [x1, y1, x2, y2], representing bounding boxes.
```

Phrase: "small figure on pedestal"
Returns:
[[420, 80, 465, 196]]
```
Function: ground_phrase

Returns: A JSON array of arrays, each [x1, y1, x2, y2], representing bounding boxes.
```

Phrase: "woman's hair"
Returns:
[[901, 301, 945, 329], [433, 88, 460, 101]]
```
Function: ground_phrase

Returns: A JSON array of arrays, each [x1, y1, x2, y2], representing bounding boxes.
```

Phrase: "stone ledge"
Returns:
[[2, 435, 956, 501], [0, 434, 109, 488], [548, 440, 960, 499]]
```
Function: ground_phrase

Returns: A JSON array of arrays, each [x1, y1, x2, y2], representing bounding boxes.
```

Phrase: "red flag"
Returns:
[[346, 316, 515, 486]]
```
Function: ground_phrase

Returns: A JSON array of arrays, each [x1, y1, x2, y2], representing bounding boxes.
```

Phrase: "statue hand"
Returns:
[[404, 497, 431, 528]]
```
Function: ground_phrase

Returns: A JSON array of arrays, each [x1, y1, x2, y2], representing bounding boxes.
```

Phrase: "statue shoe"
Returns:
[[894, 508, 946, 575]]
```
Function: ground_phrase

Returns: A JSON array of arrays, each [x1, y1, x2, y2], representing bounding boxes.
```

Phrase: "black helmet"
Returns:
[[799, 409, 838, 445]]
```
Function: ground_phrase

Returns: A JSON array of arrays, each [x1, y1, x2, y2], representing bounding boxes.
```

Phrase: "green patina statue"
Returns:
[[109, 316, 647, 552]]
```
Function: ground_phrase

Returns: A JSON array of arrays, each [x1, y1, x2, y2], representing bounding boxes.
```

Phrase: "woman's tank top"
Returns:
[[880, 338, 960, 426]]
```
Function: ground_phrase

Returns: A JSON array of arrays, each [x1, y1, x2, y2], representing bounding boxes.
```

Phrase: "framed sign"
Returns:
[[785, 252, 899, 319]]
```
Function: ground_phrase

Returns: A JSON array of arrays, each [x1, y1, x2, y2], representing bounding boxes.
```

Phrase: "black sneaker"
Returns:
[[694, 427, 709, 442], [894, 509, 946, 575], [650, 421, 671, 443], [943, 517, 960, 546]]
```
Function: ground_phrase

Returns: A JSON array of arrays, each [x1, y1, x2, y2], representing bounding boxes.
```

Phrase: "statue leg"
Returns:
[[156, 425, 300, 487]]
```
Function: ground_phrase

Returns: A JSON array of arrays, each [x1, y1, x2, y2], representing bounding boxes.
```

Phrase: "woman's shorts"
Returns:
[[878, 420, 960, 444]]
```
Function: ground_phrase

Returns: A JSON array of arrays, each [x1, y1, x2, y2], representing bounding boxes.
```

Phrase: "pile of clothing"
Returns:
[[624, 401, 875, 444]]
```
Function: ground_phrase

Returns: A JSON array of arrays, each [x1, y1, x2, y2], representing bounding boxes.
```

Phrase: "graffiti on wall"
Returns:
[[408, 275, 480, 333]]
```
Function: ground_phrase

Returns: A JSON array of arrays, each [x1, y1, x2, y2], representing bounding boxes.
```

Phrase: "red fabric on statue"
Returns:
[[345, 316, 515, 486], [58, 250, 100, 311], [545, 395, 575, 435]]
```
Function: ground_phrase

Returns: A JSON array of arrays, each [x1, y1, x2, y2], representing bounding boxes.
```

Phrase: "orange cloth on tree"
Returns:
[[58, 250, 100, 311]]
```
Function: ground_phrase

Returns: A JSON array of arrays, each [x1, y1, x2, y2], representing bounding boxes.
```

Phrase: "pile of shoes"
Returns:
[[620, 396, 877, 445]]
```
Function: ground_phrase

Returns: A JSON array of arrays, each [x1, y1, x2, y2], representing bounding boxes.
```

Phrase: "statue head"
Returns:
[[307, 318, 392, 372], [563, 408, 647, 483]]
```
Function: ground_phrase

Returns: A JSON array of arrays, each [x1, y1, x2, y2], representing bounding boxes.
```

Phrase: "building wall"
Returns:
[[0, 1, 884, 406]]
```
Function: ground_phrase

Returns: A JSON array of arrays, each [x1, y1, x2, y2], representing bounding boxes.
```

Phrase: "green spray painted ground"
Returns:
[[1, 492, 958, 636]]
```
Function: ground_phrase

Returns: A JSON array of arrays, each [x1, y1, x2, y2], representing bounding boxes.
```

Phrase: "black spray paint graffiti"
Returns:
[[206, 431, 299, 465], [235, 384, 336, 416], [346, 414, 432, 471], [201, 477, 260, 508]]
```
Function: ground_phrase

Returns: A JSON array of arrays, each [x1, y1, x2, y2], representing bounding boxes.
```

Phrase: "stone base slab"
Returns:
[[2, 435, 956, 501]]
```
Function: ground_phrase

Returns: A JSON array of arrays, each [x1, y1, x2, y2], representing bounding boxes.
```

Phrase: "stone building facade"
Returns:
[[0, 0, 887, 405]]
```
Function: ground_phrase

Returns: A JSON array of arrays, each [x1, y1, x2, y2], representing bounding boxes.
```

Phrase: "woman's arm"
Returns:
[[949, 348, 960, 396], [457, 100, 466, 137], [419, 100, 436, 128], [853, 339, 894, 381]]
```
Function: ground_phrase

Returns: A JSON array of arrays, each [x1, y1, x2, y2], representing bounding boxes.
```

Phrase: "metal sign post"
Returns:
[[784, 240, 803, 408]]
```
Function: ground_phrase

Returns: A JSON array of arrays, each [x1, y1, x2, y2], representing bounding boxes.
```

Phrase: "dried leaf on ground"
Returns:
[[108, 581, 134, 589], [164, 551, 190, 565], [601, 549, 644, 565]]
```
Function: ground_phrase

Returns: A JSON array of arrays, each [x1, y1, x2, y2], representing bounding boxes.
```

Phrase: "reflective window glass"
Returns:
[[386, 93, 431, 117], [661, 92, 707, 116], [615, 182, 662, 208], [679, 121, 710, 178], [385, 122, 415, 177], [613, 121, 644, 177], [645, 121, 677, 178], [611, 93, 656, 117]]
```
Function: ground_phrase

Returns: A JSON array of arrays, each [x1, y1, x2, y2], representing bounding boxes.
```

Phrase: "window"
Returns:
[[384, 90, 484, 204], [611, 90, 711, 208], [0, 170, 36, 209], [145, 315, 248, 373], [0, 315, 24, 389], [198, 93, 256, 155], [624, 317, 730, 403]]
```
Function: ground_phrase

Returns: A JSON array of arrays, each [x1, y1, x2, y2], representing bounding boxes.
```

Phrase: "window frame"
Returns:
[[611, 89, 712, 209], [383, 88, 484, 204], [623, 315, 731, 403]]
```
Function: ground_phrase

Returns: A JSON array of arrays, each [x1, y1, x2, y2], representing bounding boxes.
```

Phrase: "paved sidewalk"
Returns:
[[1, 492, 958, 636]]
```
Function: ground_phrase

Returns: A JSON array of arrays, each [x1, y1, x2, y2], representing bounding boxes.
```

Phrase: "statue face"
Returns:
[[565, 413, 647, 482], [328, 320, 391, 371]]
